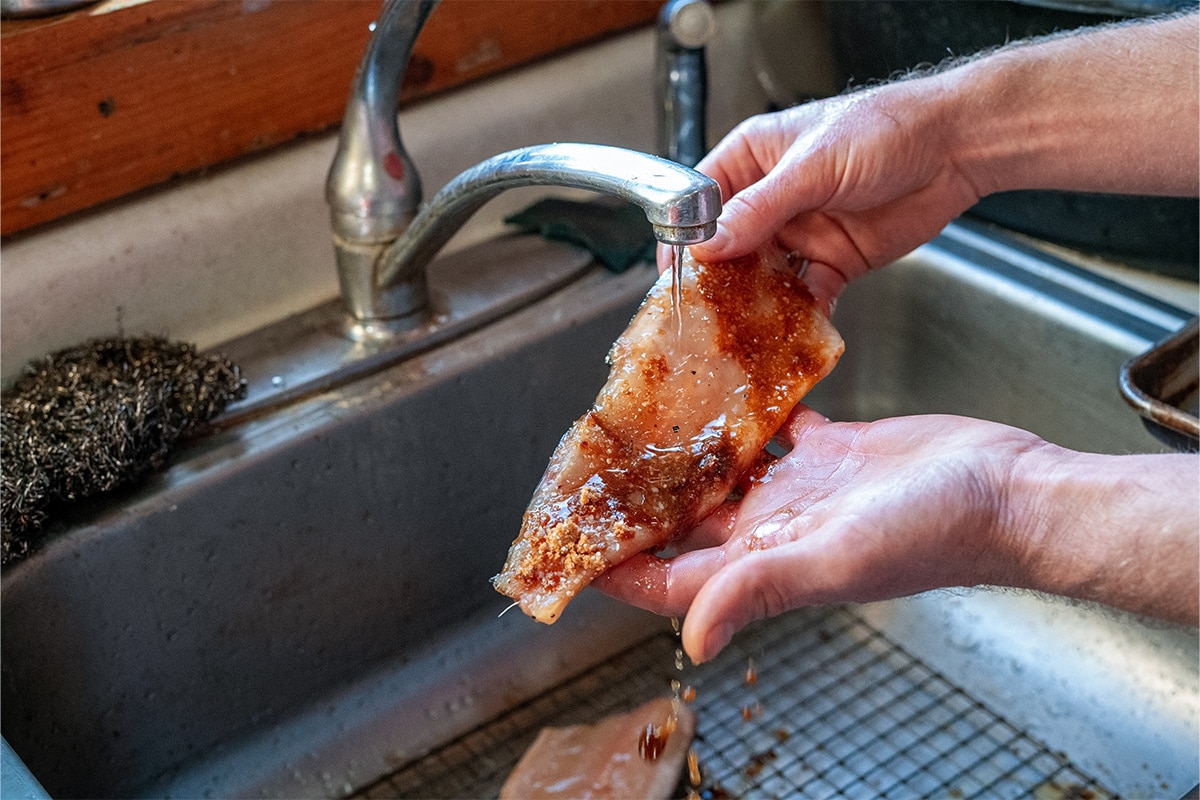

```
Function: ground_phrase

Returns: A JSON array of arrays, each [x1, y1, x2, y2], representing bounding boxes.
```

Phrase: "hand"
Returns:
[[630, 12, 1200, 664], [661, 11, 1198, 307], [658, 81, 983, 309], [594, 406, 1042, 664]]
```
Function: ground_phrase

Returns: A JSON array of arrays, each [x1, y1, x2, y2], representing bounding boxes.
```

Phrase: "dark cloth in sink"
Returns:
[[505, 197, 656, 273]]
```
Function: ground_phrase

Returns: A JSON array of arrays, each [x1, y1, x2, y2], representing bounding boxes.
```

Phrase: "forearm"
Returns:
[[1000, 445, 1199, 625], [939, 13, 1199, 198]]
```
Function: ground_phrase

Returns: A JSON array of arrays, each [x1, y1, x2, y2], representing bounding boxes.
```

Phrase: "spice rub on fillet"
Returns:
[[493, 245, 845, 623]]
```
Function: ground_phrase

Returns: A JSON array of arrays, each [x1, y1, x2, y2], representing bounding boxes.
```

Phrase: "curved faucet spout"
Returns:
[[323, 1, 721, 331], [375, 143, 722, 308]]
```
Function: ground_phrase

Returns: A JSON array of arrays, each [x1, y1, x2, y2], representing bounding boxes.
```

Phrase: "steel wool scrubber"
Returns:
[[1, 336, 245, 565]]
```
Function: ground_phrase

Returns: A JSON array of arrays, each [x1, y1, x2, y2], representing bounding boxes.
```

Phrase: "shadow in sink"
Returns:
[[2, 221, 1195, 798]]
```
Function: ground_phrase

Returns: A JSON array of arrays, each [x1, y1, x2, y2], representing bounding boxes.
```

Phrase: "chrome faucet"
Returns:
[[326, 0, 435, 326], [326, 0, 721, 337]]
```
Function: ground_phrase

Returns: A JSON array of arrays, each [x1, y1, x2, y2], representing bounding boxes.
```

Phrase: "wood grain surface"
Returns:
[[0, 0, 660, 235]]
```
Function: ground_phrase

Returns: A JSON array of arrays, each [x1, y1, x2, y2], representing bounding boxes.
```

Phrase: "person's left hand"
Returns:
[[593, 405, 1042, 664]]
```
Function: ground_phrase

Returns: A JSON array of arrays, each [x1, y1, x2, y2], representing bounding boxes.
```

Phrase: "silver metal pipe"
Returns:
[[656, 0, 716, 168], [325, 0, 437, 321], [375, 143, 722, 298]]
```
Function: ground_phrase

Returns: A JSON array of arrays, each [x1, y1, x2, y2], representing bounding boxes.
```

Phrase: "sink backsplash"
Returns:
[[0, 1, 837, 384]]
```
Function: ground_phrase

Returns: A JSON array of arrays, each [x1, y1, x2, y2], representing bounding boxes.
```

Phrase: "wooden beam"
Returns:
[[0, 0, 660, 235]]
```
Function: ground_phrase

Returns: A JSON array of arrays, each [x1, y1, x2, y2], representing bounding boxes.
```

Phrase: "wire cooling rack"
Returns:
[[353, 606, 1116, 799]]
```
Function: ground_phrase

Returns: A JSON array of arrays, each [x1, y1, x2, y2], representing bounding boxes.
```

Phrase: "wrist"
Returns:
[[864, 53, 1037, 200], [995, 444, 1199, 624], [971, 437, 1061, 592], [930, 51, 1044, 198], [929, 15, 1200, 199], [993, 442, 1088, 597]]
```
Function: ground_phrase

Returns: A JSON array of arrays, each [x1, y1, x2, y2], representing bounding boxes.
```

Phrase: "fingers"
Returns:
[[591, 552, 672, 611], [596, 406, 836, 654], [680, 552, 791, 663], [690, 178, 798, 262], [656, 126, 773, 271], [688, 116, 802, 262], [694, 120, 770, 211], [675, 500, 739, 553], [591, 546, 727, 618], [778, 403, 833, 444], [681, 536, 846, 663], [593, 534, 796, 664]]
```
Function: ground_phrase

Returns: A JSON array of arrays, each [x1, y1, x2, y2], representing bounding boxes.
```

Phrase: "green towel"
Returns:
[[505, 197, 656, 273]]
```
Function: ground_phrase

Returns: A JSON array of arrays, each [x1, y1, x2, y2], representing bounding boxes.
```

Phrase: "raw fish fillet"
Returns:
[[493, 245, 844, 623], [499, 696, 696, 800]]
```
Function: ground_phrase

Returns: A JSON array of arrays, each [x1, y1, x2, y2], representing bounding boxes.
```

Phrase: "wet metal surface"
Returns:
[[1, 221, 1195, 798], [355, 606, 1118, 799], [1120, 318, 1200, 451]]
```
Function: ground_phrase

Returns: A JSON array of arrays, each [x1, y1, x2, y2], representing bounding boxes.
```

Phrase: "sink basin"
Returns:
[[2, 220, 1195, 799]]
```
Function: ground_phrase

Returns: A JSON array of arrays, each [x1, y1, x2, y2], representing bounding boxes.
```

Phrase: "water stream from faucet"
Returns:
[[671, 244, 685, 338]]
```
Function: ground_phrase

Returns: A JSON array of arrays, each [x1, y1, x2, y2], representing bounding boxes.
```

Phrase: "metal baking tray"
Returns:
[[1120, 318, 1200, 452]]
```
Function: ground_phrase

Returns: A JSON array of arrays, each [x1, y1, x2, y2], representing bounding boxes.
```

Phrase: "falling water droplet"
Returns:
[[671, 244, 685, 337]]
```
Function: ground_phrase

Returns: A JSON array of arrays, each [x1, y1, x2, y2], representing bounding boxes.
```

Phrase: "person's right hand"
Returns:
[[670, 80, 984, 305], [671, 11, 1198, 303]]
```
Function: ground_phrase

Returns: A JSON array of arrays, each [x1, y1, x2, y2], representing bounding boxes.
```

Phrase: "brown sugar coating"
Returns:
[[698, 253, 830, 410], [504, 410, 735, 596]]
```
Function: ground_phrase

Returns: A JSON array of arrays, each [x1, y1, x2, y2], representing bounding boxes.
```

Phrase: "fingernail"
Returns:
[[701, 222, 729, 253], [703, 622, 734, 662]]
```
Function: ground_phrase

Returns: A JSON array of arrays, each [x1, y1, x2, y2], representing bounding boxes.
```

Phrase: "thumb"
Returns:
[[778, 403, 830, 444], [690, 164, 817, 262], [681, 550, 799, 664], [681, 527, 855, 663]]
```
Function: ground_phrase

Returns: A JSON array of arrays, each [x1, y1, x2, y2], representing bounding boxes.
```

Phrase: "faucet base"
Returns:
[[208, 234, 598, 426], [332, 231, 428, 323], [343, 314, 426, 344]]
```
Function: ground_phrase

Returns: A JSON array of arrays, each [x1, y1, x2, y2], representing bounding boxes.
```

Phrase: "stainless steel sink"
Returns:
[[2, 220, 1196, 799]]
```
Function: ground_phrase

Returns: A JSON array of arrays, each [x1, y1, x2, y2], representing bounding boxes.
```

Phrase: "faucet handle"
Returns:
[[325, 0, 436, 242], [661, 0, 717, 50]]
